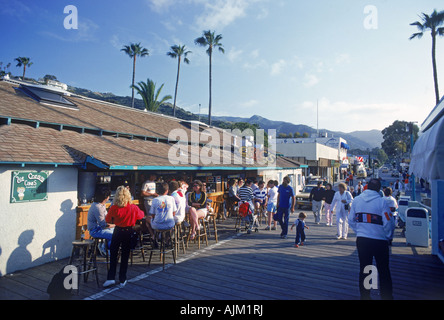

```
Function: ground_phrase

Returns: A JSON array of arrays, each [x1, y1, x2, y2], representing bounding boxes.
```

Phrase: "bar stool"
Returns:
[[175, 222, 187, 257], [91, 237, 110, 271], [205, 200, 218, 243], [148, 228, 176, 271], [68, 239, 99, 290], [187, 216, 209, 249], [130, 222, 146, 265]]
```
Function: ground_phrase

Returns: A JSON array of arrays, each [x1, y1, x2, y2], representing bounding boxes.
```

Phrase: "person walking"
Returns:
[[331, 183, 353, 240], [291, 212, 309, 248], [265, 180, 278, 231], [309, 181, 325, 224], [324, 183, 336, 226], [104, 186, 145, 288], [274, 176, 295, 239], [348, 179, 396, 300]]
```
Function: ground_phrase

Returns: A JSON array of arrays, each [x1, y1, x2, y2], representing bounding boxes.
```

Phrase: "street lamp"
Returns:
[[406, 122, 418, 201]]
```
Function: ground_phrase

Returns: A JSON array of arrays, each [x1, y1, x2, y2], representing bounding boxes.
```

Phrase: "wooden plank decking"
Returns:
[[1, 210, 443, 301]]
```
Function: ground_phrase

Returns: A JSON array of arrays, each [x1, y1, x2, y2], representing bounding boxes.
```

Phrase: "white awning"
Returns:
[[410, 115, 444, 180]]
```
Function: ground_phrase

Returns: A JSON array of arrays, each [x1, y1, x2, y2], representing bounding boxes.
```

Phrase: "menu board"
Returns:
[[10, 171, 49, 203]]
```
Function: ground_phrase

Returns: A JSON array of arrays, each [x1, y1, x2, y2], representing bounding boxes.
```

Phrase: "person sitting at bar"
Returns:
[[187, 180, 208, 240], [104, 186, 145, 289], [87, 187, 114, 255], [170, 180, 186, 225], [149, 182, 177, 231], [227, 179, 240, 217]]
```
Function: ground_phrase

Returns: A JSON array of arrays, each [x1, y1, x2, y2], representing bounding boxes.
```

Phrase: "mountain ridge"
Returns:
[[67, 86, 382, 150]]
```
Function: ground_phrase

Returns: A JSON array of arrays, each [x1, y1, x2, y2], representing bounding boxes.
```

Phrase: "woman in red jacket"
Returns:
[[104, 186, 144, 288]]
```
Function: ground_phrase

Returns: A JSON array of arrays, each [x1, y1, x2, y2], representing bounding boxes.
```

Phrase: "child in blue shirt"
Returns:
[[291, 212, 309, 248]]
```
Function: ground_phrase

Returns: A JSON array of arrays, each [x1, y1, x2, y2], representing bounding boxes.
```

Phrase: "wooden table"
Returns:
[[76, 200, 140, 240]]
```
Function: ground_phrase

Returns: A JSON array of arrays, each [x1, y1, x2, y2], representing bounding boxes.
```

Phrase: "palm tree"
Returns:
[[410, 10, 444, 105], [121, 43, 150, 108], [167, 45, 191, 118], [15, 57, 33, 80], [132, 78, 172, 113], [195, 30, 225, 126]]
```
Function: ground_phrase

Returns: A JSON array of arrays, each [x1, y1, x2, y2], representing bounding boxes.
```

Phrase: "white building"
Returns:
[[276, 135, 350, 182]]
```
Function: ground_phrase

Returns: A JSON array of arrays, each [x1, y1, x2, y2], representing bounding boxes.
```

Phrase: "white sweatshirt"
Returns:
[[348, 190, 396, 241]]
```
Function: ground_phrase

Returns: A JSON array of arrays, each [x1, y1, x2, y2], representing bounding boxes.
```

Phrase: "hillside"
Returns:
[[212, 115, 382, 150], [67, 86, 382, 150]]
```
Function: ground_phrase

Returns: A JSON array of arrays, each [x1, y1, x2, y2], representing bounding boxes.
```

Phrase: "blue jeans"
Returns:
[[90, 227, 114, 249], [274, 207, 290, 236]]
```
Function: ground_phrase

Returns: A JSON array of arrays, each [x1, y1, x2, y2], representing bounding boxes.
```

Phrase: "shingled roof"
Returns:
[[0, 80, 303, 171]]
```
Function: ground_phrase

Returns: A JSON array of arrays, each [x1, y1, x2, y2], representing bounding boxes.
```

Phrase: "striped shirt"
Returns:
[[238, 186, 254, 202], [254, 188, 267, 202]]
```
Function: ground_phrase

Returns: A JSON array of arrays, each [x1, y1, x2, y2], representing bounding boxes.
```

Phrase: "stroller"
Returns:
[[235, 201, 260, 234]]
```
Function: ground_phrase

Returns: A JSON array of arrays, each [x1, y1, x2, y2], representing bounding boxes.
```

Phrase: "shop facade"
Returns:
[[0, 79, 305, 275]]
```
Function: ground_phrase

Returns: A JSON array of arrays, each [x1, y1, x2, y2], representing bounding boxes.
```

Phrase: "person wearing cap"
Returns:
[[348, 178, 396, 300]]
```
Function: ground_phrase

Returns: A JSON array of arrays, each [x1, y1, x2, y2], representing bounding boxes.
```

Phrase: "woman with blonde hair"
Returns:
[[104, 186, 144, 288]]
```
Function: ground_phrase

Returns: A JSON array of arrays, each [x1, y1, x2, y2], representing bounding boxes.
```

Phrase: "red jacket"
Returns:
[[106, 203, 144, 228]]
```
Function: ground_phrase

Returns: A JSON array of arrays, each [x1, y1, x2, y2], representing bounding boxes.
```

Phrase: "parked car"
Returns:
[[381, 167, 389, 173], [391, 170, 400, 177], [296, 184, 317, 209]]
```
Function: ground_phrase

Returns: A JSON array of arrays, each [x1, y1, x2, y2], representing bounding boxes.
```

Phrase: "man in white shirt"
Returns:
[[149, 182, 177, 231], [141, 173, 158, 216], [348, 179, 396, 300], [265, 180, 278, 231]]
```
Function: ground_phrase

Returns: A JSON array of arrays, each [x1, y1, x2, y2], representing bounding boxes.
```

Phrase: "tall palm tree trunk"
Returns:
[[173, 57, 181, 117], [131, 56, 137, 108], [22, 65, 26, 80], [432, 29, 440, 105], [208, 52, 212, 126]]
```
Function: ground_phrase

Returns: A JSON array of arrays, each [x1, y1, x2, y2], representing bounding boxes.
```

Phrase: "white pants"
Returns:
[[336, 210, 349, 238]]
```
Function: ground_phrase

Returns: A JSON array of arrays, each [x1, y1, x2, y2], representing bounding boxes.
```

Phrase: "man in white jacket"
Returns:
[[348, 179, 396, 300]]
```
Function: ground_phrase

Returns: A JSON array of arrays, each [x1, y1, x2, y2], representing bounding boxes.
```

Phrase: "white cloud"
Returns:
[[147, 0, 175, 13], [240, 99, 259, 108], [304, 74, 320, 88], [227, 47, 243, 62], [297, 98, 418, 132], [270, 59, 287, 76]]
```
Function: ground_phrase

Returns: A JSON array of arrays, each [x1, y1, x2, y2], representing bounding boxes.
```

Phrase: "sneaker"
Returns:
[[294, 244, 299, 248], [118, 280, 127, 288], [264, 226, 270, 231], [103, 280, 116, 288], [300, 242, 304, 246], [336, 236, 342, 240], [271, 226, 276, 230]]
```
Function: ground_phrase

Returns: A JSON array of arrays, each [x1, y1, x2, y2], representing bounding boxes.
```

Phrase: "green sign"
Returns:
[[11, 171, 49, 203]]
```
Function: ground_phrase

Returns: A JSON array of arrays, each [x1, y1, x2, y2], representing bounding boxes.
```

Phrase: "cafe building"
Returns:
[[0, 79, 305, 275]]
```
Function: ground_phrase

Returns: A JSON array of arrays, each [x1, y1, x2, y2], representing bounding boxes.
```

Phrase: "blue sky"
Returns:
[[1, 0, 444, 133]]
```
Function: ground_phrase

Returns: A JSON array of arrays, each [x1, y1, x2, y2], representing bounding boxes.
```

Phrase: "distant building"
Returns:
[[276, 134, 349, 182]]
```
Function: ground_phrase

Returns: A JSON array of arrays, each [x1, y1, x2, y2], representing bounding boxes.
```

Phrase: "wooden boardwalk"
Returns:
[[1, 210, 444, 300]]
